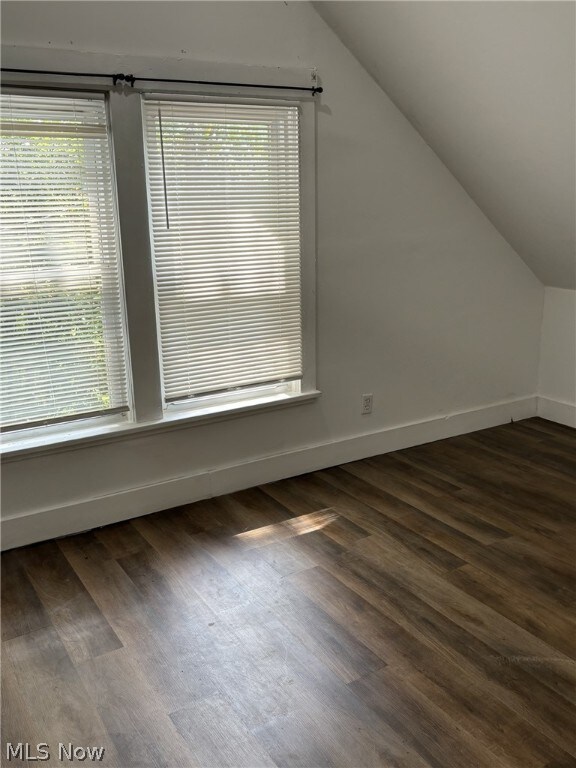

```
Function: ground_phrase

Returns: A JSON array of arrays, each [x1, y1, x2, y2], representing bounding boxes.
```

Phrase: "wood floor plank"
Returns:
[[453, 486, 564, 536], [350, 534, 576, 708], [170, 696, 278, 768], [445, 563, 576, 658], [2, 627, 121, 767], [328, 554, 576, 756], [242, 614, 436, 768], [407, 437, 575, 517], [132, 513, 254, 614], [545, 761, 576, 768], [465, 426, 576, 479], [94, 521, 151, 559], [77, 648, 202, 768], [367, 489, 575, 611], [383, 640, 570, 768], [59, 533, 219, 713], [253, 704, 434, 768], [395, 448, 574, 529], [518, 416, 576, 445], [456, 433, 576, 503], [512, 522, 576, 568], [269, 472, 467, 573], [350, 666, 512, 768], [260, 479, 373, 548], [2, 417, 575, 767], [491, 534, 576, 582], [20, 540, 123, 664], [362, 452, 463, 496], [350, 533, 571, 660], [1, 548, 51, 641], [317, 554, 575, 766], [216, 486, 293, 534], [190, 534, 383, 687], [335, 462, 511, 544]]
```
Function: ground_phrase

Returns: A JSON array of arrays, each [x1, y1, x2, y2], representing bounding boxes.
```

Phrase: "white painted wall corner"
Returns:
[[537, 396, 576, 428]]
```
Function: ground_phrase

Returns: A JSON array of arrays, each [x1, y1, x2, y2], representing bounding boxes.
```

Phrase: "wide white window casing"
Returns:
[[0, 92, 130, 431], [143, 99, 303, 405]]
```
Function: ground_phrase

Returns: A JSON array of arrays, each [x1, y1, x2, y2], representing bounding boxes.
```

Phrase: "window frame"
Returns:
[[142, 92, 311, 412], [0, 87, 135, 432], [0, 70, 318, 456]]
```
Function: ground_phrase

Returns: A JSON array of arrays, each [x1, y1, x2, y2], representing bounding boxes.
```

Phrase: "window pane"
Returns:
[[144, 100, 302, 403], [0, 93, 129, 430]]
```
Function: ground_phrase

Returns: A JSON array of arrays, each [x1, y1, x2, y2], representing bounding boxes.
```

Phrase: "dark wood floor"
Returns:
[[2, 417, 575, 768]]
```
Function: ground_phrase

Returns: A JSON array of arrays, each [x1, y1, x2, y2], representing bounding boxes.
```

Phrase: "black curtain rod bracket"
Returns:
[[1, 67, 323, 94], [112, 73, 136, 87]]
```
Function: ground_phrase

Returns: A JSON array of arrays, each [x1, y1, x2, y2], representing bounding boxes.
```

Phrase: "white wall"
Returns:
[[315, 1, 576, 289], [538, 288, 576, 427], [1, 2, 544, 549]]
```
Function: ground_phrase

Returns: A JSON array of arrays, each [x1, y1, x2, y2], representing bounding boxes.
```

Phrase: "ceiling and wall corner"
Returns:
[[314, 0, 576, 289]]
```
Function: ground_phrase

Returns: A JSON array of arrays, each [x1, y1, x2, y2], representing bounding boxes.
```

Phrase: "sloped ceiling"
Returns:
[[315, 1, 576, 288]]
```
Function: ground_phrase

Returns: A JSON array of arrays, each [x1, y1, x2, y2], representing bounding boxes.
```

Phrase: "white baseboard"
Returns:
[[1, 395, 537, 551], [537, 396, 576, 428]]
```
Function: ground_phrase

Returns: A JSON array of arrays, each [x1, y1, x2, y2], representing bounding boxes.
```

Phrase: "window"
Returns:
[[0, 92, 130, 432], [0, 75, 317, 452], [143, 99, 303, 406]]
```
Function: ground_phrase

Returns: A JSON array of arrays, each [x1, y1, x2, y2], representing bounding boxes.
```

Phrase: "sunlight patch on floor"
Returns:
[[234, 509, 338, 548]]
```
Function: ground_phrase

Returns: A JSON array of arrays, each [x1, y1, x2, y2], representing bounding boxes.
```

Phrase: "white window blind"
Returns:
[[0, 92, 129, 431], [143, 99, 303, 403]]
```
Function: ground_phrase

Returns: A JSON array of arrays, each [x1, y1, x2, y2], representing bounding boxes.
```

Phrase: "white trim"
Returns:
[[140, 94, 317, 407], [1, 389, 321, 461], [299, 99, 317, 394], [537, 396, 576, 428], [108, 89, 163, 422], [1, 395, 537, 551]]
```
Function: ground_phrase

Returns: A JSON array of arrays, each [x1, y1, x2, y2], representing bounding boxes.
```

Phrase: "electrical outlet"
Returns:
[[361, 393, 373, 414]]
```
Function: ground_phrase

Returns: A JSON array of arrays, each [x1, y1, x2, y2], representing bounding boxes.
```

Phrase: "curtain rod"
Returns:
[[1, 67, 323, 94]]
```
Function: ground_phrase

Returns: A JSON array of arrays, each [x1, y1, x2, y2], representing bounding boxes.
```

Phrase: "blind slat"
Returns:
[[144, 99, 303, 401], [0, 92, 130, 430]]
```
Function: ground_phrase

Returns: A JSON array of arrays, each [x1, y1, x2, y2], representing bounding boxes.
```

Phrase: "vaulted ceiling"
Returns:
[[315, 1, 576, 288]]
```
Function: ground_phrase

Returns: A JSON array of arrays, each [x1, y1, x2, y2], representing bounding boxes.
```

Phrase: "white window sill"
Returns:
[[1, 389, 321, 462]]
